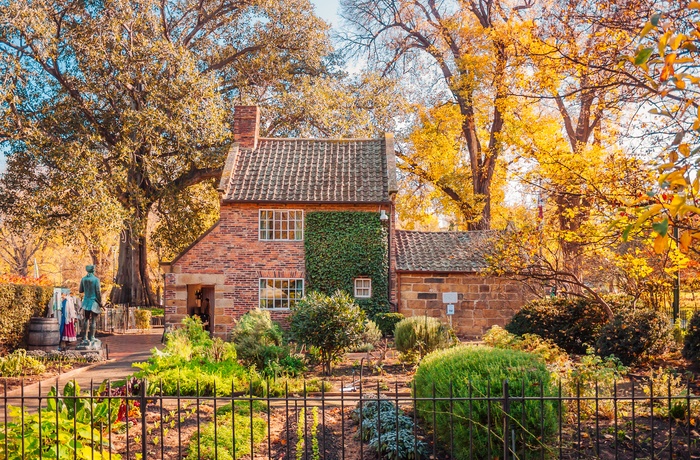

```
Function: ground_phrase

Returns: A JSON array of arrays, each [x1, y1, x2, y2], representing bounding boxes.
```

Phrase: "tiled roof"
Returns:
[[395, 230, 496, 272], [219, 137, 396, 203]]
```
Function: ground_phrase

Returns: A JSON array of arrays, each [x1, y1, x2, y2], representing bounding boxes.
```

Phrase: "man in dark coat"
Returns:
[[79, 265, 102, 342]]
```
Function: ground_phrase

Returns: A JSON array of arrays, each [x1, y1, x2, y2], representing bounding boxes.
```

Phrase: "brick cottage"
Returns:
[[162, 106, 526, 338]]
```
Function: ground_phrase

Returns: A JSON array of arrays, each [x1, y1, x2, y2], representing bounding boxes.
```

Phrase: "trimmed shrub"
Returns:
[[483, 325, 568, 366], [394, 316, 455, 361], [506, 297, 609, 354], [134, 309, 152, 330], [0, 283, 53, 353], [596, 308, 671, 366], [683, 311, 700, 365], [373, 312, 405, 337], [290, 290, 366, 375], [414, 346, 558, 459]]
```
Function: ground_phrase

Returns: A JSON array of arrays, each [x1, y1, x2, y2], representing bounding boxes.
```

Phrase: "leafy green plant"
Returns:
[[505, 296, 609, 354], [413, 346, 558, 460], [305, 211, 389, 318], [296, 408, 305, 460], [0, 381, 121, 459], [185, 401, 266, 460], [373, 312, 405, 337], [290, 290, 366, 375], [351, 398, 427, 460], [394, 316, 455, 362], [682, 310, 700, 365], [0, 348, 46, 377], [596, 308, 671, 366]]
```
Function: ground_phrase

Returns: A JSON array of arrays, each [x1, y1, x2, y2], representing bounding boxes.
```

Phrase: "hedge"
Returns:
[[0, 283, 54, 353], [414, 346, 558, 459]]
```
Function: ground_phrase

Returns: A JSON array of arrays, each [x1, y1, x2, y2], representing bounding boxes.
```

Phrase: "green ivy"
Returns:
[[304, 212, 389, 318], [0, 284, 53, 353]]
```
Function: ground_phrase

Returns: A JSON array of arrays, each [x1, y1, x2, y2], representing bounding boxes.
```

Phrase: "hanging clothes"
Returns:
[[61, 295, 77, 343]]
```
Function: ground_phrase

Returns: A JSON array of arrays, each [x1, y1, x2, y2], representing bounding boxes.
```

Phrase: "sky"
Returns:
[[311, 0, 342, 27]]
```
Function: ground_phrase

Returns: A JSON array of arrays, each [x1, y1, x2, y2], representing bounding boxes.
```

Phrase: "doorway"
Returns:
[[187, 284, 215, 333]]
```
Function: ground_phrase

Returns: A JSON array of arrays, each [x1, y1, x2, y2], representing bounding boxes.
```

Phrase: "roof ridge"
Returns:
[[256, 137, 383, 142]]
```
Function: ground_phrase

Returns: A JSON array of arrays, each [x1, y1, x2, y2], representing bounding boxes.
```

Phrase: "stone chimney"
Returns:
[[233, 106, 260, 149]]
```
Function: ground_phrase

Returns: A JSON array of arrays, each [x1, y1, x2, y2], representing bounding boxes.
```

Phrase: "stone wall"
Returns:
[[164, 202, 394, 337], [397, 272, 526, 339]]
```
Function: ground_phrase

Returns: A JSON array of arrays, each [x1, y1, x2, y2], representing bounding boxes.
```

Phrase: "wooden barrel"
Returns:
[[26, 317, 60, 351]]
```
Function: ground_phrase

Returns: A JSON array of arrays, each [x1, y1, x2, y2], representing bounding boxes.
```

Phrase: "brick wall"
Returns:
[[397, 272, 526, 339], [165, 202, 394, 337]]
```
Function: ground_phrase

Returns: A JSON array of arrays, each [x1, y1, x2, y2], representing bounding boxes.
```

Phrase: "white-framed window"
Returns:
[[259, 278, 304, 309], [354, 278, 372, 298], [259, 210, 303, 241]]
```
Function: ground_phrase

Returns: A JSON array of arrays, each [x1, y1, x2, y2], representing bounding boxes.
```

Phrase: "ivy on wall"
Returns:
[[0, 283, 54, 352], [305, 212, 389, 318]]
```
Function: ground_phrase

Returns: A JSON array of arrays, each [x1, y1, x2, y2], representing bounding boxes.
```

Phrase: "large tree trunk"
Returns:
[[110, 225, 157, 306]]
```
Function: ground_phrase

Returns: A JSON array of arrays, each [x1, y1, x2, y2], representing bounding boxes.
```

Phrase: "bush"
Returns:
[[394, 316, 455, 361], [373, 312, 405, 337], [352, 319, 383, 352], [134, 309, 152, 330], [683, 311, 700, 365], [290, 290, 366, 375], [414, 346, 558, 459], [230, 309, 287, 370], [482, 325, 568, 366], [351, 398, 428, 459], [0, 283, 53, 353], [596, 308, 671, 366], [506, 297, 609, 354]]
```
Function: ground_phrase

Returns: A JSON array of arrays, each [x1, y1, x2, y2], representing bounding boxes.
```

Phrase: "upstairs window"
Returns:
[[354, 278, 372, 298], [259, 210, 304, 241], [259, 278, 304, 309]]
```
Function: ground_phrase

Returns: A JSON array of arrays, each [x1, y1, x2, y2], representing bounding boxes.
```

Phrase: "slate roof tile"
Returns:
[[395, 230, 496, 272]]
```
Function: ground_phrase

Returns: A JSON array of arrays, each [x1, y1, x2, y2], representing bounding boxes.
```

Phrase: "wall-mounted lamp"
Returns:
[[379, 210, 389, 221]]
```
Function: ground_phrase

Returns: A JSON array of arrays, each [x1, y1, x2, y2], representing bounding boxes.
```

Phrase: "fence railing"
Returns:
[[0, 377, 698, 459]]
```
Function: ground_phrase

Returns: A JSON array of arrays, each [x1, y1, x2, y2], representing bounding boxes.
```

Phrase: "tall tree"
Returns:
[[0, 0, 332, 304], [341, 0, 537, 229]]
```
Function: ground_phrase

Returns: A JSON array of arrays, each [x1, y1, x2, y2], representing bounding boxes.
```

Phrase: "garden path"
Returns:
[[1, 330, 163, 411]]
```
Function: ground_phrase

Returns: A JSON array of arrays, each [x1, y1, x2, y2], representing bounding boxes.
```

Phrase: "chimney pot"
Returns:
[[233, 106, 260, 149]]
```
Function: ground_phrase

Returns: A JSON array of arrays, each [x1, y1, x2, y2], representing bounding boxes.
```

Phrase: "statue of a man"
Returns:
[[79, 265, 102, 343]]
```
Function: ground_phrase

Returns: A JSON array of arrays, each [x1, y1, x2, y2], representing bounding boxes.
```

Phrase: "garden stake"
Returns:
[[340, 377, 345, 460], [304, 380, 308, 460], [56, 377, 60, 460], [359, 377, 363, 459], [267, 379, 271, 458], [159, 379, 164, 459], [395, 380, 400, 459], [469, 380, 473, 460], [90, 379, 95, 460]]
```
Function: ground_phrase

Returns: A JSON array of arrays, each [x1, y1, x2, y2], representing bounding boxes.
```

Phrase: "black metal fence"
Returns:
[[1, 377, 699, 459]]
